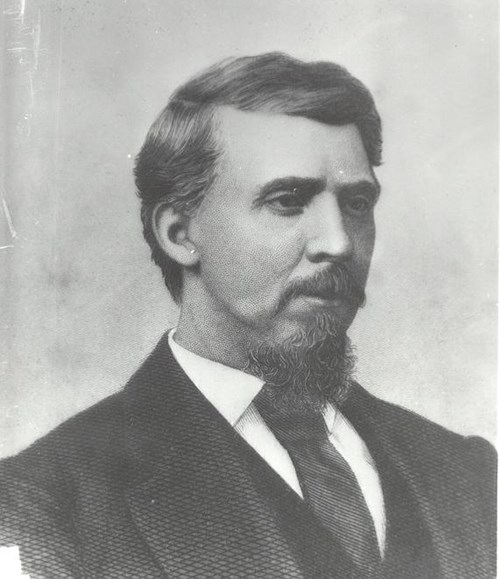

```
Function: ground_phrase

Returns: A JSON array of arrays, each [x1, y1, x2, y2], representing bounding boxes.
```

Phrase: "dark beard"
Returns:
[[244, 312, 356, 414]]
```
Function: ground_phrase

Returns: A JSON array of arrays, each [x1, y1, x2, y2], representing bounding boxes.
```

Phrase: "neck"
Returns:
[[174, 299, 251, 370]]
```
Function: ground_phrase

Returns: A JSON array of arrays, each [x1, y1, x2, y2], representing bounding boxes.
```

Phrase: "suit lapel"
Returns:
[[342, 385, 492, 579], [122, 335, 304, 578]]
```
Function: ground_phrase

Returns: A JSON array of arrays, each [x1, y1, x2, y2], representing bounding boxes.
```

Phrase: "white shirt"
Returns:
[[168, 330, 386, 553]]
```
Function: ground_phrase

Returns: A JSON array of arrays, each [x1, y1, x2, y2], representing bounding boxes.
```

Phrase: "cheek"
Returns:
[[366, 222, 376, 257], [348, 219, 375, 281], [351, 222, 376, 275], [358, 223, 375, 255], [197, 209, 303, 302]]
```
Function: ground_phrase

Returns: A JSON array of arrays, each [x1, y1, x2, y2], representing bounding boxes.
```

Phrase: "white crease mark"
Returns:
[[19, 0, 26, 22], [6, 2, 45, 136], [4, 0, 26, 22], [54, 0, 65, 172], [0, 245, 15, 250], [27, 70, 35, 107], [29, 11, 42, 70], [2, 197, 18, 239]]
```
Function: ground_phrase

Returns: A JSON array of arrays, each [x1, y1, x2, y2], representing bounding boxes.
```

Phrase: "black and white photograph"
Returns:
[[0, 1, 497, 577]]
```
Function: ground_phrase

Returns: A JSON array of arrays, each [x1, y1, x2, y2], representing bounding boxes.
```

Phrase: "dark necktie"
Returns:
[[253, 385, 382, 573]]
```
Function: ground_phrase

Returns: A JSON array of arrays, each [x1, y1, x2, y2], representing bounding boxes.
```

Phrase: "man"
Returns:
[[0, 53, 495, 578]]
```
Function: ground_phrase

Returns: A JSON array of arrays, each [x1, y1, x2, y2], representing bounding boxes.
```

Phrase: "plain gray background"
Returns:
[[1, 0, 497, 457]]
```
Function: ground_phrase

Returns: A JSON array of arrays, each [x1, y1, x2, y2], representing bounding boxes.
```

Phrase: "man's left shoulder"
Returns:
[[368, 389, 496, 478], [348, 385, 496, 479]]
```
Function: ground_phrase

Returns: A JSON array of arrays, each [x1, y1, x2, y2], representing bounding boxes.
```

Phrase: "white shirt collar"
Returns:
[[168, 329, 264, 426], [168, 328, 337, 431]]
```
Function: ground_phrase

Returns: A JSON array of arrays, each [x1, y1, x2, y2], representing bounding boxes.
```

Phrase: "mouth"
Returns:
[[275, 266, 366, 317], [277, 293, 356, 328], [293, 293, 348, 309]]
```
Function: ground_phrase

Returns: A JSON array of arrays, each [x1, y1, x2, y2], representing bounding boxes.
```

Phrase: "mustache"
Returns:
[[276, 264, 366, 314]]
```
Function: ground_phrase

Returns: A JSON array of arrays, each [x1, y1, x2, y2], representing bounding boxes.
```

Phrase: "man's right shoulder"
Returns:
[[0, 389, 129, 488], [1, 332, 175, 479]]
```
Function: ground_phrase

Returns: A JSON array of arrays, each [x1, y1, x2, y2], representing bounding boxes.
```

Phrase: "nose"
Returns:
[[304, 193, 353, 263]]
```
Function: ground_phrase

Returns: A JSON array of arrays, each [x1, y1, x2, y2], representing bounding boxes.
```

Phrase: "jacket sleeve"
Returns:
[[0, 453, 83, 579], [461, 434, 497, 579], [466, 436, 497, 533]]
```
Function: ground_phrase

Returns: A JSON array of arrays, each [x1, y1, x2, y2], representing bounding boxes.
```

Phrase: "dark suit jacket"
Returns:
[[0, 333, 496, 578]]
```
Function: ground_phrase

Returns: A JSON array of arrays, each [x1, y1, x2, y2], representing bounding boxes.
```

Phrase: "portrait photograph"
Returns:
[[0, 1, 497, 578]]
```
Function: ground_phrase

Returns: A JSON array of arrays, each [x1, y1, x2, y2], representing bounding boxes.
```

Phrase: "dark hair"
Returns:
[[134, 52, 382, 302]]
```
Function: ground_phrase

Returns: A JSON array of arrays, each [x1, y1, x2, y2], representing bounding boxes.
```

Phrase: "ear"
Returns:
[[152, 203, 199, 267]]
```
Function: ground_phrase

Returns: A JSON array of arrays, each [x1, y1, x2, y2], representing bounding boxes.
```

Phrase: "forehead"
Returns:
[[214, 107, 373, 186]]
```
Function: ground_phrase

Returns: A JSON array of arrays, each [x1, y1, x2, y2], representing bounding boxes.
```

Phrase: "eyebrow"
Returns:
[[253, 175, 381, 207]]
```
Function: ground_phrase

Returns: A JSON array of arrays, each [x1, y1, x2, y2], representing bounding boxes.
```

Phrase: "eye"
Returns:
[[342, 194, 374, 215], [266, 190, 306, 214]]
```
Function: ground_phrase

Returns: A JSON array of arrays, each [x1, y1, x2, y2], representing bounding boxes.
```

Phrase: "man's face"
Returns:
[[187, 107, 378, 347]]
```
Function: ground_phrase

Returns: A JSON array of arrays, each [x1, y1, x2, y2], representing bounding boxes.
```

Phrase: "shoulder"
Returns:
[[0, 389, 133, 500], [0, 390, 132, 576], [346, 384, 496, 481], [0, 334, 187, 492], [375, 388, 494, 445], [0, 332, 185, 498], [366, 389, 496, 490]]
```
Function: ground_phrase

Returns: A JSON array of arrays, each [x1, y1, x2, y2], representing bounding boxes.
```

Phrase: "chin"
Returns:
[[245, 310, 357, 411]]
